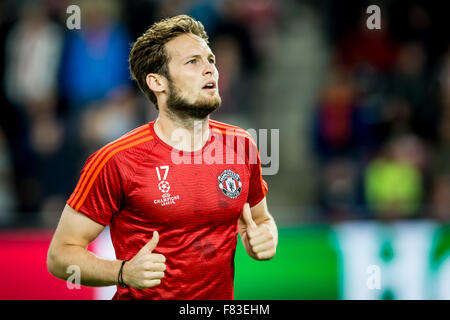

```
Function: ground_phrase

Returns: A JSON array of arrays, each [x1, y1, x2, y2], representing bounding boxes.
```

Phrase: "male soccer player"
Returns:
[[47, 15, 278, 299]]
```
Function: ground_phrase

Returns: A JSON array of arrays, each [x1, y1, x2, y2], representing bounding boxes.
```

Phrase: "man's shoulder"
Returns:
[[209, 119, 257, 146], [209, 119, 245, 132]]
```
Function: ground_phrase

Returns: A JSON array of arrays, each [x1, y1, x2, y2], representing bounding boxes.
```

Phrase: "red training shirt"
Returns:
[[66, 119, 268, 299]]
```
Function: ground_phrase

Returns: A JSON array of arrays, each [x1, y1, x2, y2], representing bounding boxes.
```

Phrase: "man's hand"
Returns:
[[122, 231, 166, 289], [241, 203, 276, 260]]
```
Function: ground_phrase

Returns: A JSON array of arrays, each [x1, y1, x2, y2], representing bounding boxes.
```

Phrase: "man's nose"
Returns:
[[203, 61, 215, 76]]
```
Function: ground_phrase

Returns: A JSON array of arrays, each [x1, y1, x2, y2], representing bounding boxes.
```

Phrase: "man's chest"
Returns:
[[124, 162, 250, 228]]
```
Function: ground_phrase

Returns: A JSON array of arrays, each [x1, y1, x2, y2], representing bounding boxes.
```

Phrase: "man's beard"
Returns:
[[166, 78, 221, 121]]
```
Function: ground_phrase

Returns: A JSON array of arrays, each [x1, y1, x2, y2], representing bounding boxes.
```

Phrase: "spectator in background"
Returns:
[[334, 8, 400, 148], [337, 12, 399, 75], [3, 0, 64, 219], [388, 42, 438, 141], [364, 135, 426, 220], [58, 0, 140, 184], [221, 0, 279, 61], [4, 2, 62, 111], [312, 64, 373, 220], [390, 2, 445, 70], [59, 0, 132, 113], [312, 64, 362, 160]]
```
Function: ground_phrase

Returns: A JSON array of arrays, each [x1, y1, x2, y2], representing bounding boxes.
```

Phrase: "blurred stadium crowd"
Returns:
[[0, 0, 448, 227], [315, 1, 450, 222], [0, 0, 279, 227]]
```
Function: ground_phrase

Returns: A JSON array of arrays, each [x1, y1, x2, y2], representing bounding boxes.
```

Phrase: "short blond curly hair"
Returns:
[[129, 15, 209, 109]]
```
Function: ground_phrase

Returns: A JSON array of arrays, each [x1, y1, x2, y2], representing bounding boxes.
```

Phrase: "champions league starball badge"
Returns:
[[218, 170, 242, 199], [158, 180, 170, 193]]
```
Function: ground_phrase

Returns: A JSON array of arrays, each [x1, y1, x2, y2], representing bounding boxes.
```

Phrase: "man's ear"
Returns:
[[146, 73, 166, 93]]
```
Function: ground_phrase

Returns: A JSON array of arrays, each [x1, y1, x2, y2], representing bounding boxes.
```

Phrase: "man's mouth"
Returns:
[[202, 81, 217, 91]]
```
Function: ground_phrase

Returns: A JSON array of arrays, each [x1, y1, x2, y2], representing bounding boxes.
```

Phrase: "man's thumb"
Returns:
[[140, 231, 159, 253], [242, 203, 257, 230]]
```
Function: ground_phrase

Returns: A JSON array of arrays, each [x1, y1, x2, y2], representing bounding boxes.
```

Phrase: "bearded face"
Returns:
[[161, 33, 222, 121], [166, 75, 221, 120]]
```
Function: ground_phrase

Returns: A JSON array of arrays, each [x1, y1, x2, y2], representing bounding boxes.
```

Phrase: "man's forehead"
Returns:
[[165, 33, 213, 59]]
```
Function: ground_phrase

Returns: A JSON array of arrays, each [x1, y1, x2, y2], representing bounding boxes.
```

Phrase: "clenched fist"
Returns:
[[122, 231, 166, 289], [241, 203, 276, 260]]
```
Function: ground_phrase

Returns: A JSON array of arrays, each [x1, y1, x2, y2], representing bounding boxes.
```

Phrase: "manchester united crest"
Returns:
[[218, 170, 242, 199]]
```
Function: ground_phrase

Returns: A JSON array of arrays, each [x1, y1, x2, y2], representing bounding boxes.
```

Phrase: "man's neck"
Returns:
[[154, 111, 210, 152]]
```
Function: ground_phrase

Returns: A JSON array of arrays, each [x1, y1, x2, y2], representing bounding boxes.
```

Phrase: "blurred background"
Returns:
[[0, 0, 449, 299]]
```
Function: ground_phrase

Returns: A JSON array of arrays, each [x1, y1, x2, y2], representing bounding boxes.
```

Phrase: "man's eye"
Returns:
[[209, 59, 215, 64], [188, 59, 197, 64]]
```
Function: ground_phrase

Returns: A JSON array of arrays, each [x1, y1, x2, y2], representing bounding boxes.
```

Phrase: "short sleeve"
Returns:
[[246, 139, 268, 207], [67, 151, 126, 226]]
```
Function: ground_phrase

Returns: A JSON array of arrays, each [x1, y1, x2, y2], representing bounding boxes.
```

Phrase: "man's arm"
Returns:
[[47, 205, 166, 288], [238, 198, 278, 260], [47, 204, 124, 286]]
